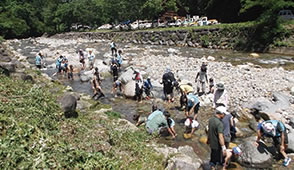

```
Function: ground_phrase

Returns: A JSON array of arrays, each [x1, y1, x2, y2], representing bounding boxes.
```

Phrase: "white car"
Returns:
[[98, 24, 112, 30]]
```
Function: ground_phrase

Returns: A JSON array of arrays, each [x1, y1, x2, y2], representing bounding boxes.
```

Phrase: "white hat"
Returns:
[[216, 106, 229, 115]]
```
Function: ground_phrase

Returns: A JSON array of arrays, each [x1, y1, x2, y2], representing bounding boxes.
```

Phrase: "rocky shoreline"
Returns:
[[51, 30, 294, 56], [3, 36, 294, 169]]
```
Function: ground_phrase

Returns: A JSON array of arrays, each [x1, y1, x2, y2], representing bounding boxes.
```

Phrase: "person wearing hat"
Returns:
[[207, 106, 227, 170], [195, 62, 208, 95], [213, 82, 229, 108], [255, 118, 291, 167], [179, 81, 194, 109], [223, 146, 242, 170]]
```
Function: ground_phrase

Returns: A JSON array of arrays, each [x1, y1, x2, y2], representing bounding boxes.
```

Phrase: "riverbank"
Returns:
[[3, 36, 294, 169], [52, 23, 294, 56]]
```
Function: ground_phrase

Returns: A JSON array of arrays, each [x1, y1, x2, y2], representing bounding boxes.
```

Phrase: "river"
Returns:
[[7, 37, 294, 170]]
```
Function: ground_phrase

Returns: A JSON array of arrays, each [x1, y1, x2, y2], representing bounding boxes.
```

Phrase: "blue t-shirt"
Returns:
[[144, 80, 153, 89], [187, 94, 199, 107], [258, 120, 285, 137], [116, 54, 122, 64], [35, 55, 41, 65]]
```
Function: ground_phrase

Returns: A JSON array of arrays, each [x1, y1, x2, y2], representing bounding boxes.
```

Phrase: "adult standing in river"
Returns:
[[35, 52, 42, 69], [162, 67, 176, 103], [213, 82, 229, 108], [78, 49, 85, 70], [207, 106, 226, 170], [110, 41, 117, 56], [88, 50, 95, 70], [195, 62, 208, 95]]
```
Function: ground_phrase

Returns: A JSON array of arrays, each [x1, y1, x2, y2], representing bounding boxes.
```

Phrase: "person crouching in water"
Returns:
[[223, 147, 242, 170], [179, 82, 194, 110], [91, 75, 105, 100], [164, 111, 177, 139], [184, 117, 200, 138], [111, 80, 123, 97], [185, 93, 200, 120]]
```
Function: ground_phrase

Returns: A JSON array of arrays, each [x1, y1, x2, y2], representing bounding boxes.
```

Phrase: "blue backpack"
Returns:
[[261, 120, 285, 137]]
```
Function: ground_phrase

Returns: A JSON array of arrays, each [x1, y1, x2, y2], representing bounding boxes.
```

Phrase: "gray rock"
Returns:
[[243, 92, 291, 115], [287, 128, 294, 153], [166, 146, 202, 170], [123, 80, 136, 97], [0, 62, 16, 75], [291, 87, 294, 96], [59, 94, 78, 118], [238, 139, 273, 168], [118, 68, 134, 84]]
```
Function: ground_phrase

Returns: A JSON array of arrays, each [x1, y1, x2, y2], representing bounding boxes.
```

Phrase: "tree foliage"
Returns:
[[240, 0, 294, 51], [0, 0, 293, 48]]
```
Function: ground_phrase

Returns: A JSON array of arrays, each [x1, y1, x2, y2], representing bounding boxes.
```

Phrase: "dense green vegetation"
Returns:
[[0, 0, 293, 50], [0, 73, 164, 169]]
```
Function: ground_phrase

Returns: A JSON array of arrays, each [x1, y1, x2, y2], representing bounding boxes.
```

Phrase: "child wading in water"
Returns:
[[68, 65, 74, 80]]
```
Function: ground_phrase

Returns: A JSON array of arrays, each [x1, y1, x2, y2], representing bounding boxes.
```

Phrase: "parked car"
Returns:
[[197, 17, 208, 26], [208, 19, 219, 25], [98, 24, 112, 30], [130, 20, 152, 30], [279, 10, 294, 20]]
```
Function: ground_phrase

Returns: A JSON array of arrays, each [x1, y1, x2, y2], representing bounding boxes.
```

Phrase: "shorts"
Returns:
[[80, 59, 85, 64], [273, 132, 288, 147], [210, 148, 223, 167], [36, 65, 41, 69], [187, 102, 200, 115]]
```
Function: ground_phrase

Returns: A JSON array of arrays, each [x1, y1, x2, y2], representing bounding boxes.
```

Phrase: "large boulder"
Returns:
[[79, 70, 93, 82], [243, 92, 291, 116], [166, 146, 202, 170], [123, 80, 136, 97], [59, 94, 78, 118], [0, 62, 16, 76], [286, 128, 294, 153], [291, 87, 294, 96], [119, 68, 134, 84], [94, 59, 110, 74], [237, 138, 273, 168]]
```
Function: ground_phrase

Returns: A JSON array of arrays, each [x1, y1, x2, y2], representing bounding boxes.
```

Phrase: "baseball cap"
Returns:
[[216, 106, 229, 115], [233, 147, 242, 155]]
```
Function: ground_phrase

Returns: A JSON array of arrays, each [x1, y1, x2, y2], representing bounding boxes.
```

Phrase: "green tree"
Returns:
[[241, 0, 294, 51]]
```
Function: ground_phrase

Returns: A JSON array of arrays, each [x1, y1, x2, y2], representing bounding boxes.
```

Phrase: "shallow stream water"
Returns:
[[9, 38, 294, 170]]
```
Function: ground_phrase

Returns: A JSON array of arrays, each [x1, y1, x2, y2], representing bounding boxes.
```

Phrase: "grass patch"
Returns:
[[105, 111, 121, 119], [0, 72, 165, 169]]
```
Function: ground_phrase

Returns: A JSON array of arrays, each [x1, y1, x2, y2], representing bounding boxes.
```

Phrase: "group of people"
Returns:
[[36, 42, 291, 168]]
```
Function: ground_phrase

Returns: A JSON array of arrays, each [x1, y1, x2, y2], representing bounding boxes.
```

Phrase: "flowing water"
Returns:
[[9, 38, 294, 169]]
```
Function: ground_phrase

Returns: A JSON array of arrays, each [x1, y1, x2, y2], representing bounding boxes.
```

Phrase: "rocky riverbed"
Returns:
[[3, 35, 294, 169]]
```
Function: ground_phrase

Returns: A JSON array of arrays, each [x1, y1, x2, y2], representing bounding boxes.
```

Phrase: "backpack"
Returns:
[[261, 120, 284, 137], [135, 73, 141, 81], [163, 72, 175, 85]]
